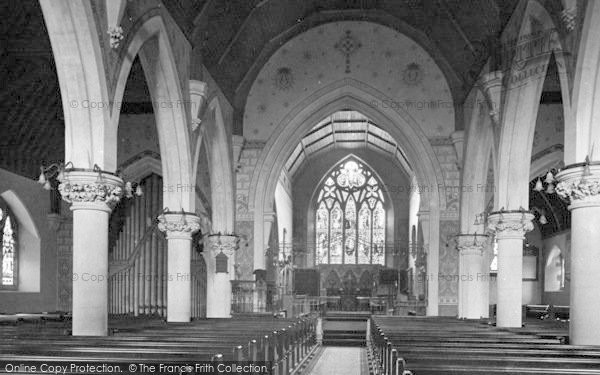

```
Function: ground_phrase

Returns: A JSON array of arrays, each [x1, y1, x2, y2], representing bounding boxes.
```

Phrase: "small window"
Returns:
[[0, 200, 17, 289]]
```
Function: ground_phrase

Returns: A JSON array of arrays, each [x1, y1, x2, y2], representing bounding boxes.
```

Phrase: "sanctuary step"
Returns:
[[322, 311, 368, 346]]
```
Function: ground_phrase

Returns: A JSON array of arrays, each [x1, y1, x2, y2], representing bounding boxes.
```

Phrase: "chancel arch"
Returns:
[[248, 80, 445, 314]]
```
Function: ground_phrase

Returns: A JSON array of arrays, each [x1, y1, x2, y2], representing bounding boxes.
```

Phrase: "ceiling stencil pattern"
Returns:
[[244, 21, 455, 140]]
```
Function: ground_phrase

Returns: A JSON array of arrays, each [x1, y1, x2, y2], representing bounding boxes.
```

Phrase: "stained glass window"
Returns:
[[315, 159, 386, 265], [0, 202, 17, 289]]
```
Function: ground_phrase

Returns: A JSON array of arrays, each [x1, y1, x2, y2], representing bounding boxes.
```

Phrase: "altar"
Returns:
[[317, 264, 398, 311]]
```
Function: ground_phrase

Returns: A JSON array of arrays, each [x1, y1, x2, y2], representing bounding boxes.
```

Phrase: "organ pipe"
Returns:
[[108, 174, 207, 319]]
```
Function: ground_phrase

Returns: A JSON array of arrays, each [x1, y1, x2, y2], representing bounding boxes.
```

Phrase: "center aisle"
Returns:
[[304, 347, 368, 375]]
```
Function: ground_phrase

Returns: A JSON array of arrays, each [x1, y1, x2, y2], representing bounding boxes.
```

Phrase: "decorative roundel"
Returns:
[[403, 63, 423, 86], [273, 67, 294, 91]]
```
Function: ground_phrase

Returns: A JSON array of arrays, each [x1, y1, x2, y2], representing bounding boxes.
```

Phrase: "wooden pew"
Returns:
[[369, 316, 600, 375], [0, 314, 319, 375]]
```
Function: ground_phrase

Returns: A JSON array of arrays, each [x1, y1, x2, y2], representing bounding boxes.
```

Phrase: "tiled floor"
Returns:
[[306, 347, 368, 375]]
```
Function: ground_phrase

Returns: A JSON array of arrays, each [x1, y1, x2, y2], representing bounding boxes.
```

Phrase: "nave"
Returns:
[[2, 312, 600, 375], [3, 0, 600, 374]]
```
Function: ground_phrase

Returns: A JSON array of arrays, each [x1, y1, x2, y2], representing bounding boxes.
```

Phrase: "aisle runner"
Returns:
[[304, 347, 367, 375]]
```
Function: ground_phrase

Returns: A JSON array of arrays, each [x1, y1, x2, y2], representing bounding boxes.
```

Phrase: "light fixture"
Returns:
[[583, 155, 591, 178], [533, 168, 560, 196], [534, 178, 543, 192], [37, 161, 74, 190], [531, 207, 548, 225]]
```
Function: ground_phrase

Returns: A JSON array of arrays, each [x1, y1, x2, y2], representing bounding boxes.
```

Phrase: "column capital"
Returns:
[[58, 170, 124, 212], [556, 164, 600, 209], [157, 212, 201, 239], [204, 233, 240, 257], [456, 234, 488, 255], [487, 211, 534, 239]]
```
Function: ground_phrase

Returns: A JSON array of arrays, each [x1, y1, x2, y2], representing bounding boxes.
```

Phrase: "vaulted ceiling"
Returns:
[[165, 0, 522, 109], [2, 0, 567, 179]]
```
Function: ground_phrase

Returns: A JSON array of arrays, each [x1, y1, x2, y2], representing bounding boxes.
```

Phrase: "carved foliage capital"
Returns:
[[556, 165, 600, 206], [58, 171, 124, 210], [487, 212, 534, 238], [157, 213, 201, 238]]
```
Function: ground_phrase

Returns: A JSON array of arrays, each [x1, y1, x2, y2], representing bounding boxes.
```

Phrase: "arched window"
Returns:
[[315, 158, 386, 265], [544, 246, 565, 292], [0, 200, 17, 289]]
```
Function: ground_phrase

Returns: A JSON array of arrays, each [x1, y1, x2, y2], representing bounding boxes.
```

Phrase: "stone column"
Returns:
[[556, 164, 600, 345], [456, 234, 488, 319], [418, 211, 438, 316], [487, 211, 533, 327], [157, 212, 201, 322], [204, 234, 239, 318], [58, 170, 123, 336]]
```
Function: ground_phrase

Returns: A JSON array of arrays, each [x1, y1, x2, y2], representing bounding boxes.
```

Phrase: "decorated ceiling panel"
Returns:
[[244, 21, 455, 140]]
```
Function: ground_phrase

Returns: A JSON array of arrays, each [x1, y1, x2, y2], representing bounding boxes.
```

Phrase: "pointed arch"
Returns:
[[110, 14, 193, 210], [565, 0, 600, 164], [39, 0, 113, 169], [495, 1, 571, 209], [249, 78, 444, 314], [119, 153, 162, 183]]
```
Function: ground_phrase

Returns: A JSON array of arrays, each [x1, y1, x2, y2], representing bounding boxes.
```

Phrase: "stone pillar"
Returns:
[[157, 212, 201, 322], [418, 211, 438, 316], [204, 234, 239, 318], [556, 164, 600, 345], [58, 170, 123, 336], [457, 234, 488, 319], [487, 211, 533, 327]]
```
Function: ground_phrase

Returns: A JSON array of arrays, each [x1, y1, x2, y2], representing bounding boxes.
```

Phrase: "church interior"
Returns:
[[1, 0, 600, 374]]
